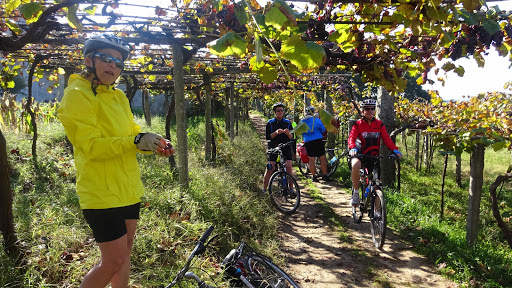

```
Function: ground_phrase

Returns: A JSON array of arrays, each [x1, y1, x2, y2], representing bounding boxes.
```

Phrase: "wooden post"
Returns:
[[204, 74, 212, 162], [467, 142, 485, 245], [0, 129, 19, 257], [172, 42, 189, 190], [229, 82, 235, 141], [376, 87, 396, 187]]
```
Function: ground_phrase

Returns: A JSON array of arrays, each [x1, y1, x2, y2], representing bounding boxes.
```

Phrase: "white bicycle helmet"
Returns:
[[361, 99, 376, 108], [83, 33, 131, 61]]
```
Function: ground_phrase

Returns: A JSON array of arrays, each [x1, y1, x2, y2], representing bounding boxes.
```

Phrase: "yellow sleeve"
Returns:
[[57, 88, 140, 160]]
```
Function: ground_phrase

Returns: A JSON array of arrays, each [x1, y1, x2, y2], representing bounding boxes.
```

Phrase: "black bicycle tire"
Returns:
[[246, 253, 300, 288], [268, 172, 300, 214], [370, 189, 387, 249], [325, 150, 338, 177], [297, 158, 310, 177]]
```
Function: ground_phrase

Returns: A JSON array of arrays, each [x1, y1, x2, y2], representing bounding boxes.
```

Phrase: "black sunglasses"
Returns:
[[275, 109, 284, 112], [94, 53, 124, 69], [364, 107, 375, 111]]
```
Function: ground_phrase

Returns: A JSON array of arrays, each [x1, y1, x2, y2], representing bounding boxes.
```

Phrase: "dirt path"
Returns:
[[250, 112, 457, 288]]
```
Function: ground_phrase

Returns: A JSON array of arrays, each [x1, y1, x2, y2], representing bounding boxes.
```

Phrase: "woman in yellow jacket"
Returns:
[[57, 34, 174, 288]]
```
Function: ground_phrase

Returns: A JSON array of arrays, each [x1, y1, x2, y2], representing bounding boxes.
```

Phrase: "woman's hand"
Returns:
[[135, 133, 164, 152], [156, 139, 175, 157]]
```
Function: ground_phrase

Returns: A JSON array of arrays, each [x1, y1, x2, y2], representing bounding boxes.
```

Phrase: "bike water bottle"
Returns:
[[329, 155, 337, 165], [364, 186, 370, 197]]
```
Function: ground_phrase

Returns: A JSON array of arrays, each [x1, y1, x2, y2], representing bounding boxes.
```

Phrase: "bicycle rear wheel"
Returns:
[[297, 158, 310, 177], [268, 172, 300, 214], [370, 189, 387, 248], [246, 254, 300, 288], [325, 150, 338, 177]]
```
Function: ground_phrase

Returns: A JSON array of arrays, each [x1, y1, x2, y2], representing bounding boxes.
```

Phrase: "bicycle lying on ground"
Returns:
[[297, 141, 348, 178], [351, 153, 400, 249], [166, 226, 300, 288], [267, 142, 301, 214]]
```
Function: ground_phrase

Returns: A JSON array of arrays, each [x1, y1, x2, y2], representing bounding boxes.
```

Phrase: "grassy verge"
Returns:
[[385, 136, 512, 287], [1, 114, 280, 287]]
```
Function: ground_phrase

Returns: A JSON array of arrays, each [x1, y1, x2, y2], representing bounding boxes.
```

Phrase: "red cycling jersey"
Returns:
[[348, 117, 398, 155]]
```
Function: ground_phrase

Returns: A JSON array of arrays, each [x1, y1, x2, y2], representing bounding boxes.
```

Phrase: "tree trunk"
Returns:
[[229, 83, 235, 141], [376, 87, 396, 187], [0, 129, 19, 257], [165, 91, 176, 172], [415, 130, 420, 171], [467, 142, 485, 245], [440, 154, 449, 220], [143, 89, 151, 126], [489, 173, 512, 249], [224, 89, 230, 136], [27, 54, 50, 169], [325, 90, 335, 148], [456, 153, 462, 187], [423, 133, 430, 172], [402, 131, 407, 154], [204, 75, 212, 163], [172, 42, 189, 190]]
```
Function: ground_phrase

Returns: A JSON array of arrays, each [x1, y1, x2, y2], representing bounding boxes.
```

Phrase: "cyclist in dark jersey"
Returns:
[[262, 102, 294, 194], [348, 99, 402, 206]]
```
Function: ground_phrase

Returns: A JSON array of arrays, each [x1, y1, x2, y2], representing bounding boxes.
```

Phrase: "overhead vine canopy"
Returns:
[[1, 0, 511, 95]]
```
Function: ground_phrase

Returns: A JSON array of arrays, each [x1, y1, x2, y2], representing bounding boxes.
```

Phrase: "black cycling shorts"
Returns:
[[82, 202, 141, 243], [304, 139, 325, 158], [268, 143, 293, 162]]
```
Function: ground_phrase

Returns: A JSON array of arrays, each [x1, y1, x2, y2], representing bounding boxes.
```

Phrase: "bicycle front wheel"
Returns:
[[325, 150, 338, 177], [268, 172, 300, 214], [246, 254, 300, 288], [370, 189, 387, 249]]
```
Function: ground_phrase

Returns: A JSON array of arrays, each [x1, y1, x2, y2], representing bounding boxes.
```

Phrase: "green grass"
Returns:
[[2, 115, 512, 287], [385, 135, 512, 288], [1, 114, 279, 287]]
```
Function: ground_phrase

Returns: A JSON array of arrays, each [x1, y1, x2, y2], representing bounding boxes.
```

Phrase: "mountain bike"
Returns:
[[267, 142, 301, 214], [297, 141, 348, 178], [165, 226, 300, 288], [351, 153, 400, 249]]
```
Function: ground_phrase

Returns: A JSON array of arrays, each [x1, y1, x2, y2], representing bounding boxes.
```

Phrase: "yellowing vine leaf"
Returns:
[[280, 35, 326, 73], [265, 6, 288, 30], [19, 2, 44, 24], [207, 32, 247, 57], [67, 4, 83, 32]]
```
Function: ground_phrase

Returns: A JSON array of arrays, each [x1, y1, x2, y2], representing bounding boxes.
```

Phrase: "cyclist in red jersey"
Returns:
[[348, 99, 402, 206]]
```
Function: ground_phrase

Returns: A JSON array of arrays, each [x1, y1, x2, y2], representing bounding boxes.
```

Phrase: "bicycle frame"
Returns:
[[166, 226, 299, 288]]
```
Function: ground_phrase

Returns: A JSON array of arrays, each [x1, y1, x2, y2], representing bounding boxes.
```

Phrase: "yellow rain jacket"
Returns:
[[58, 74, 144, 209]]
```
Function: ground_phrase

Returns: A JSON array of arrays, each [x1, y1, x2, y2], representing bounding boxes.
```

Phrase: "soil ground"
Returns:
[[250, 112, 458, 288]]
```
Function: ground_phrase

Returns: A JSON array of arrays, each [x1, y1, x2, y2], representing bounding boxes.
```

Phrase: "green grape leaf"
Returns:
[[318, 108, 338, 133], [207, 32, 247, 57], [234, 3, 248, 26], [491, 141, 508, 151], [290, 121, 309, 135], [483, 19, 500, 35], [265, 6, 288, 30], [7, 81, 15, 89], [281, 35, 326, 73], [256, 64, 278, 84], [19, 2, 44, 24], [67, 4, 83, 32]]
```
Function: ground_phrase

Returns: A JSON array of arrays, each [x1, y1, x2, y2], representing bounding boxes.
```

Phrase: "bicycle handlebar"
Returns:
[[199, 225, 214, 245], [267, 141, 292, 154], [166, 226, 215, 288], [352, 153, 399, 161]]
